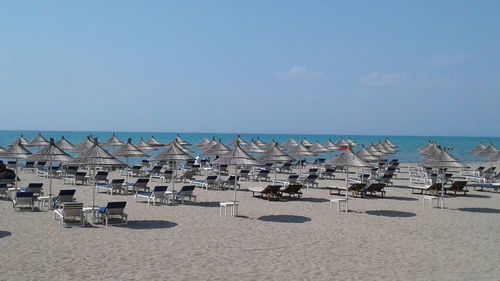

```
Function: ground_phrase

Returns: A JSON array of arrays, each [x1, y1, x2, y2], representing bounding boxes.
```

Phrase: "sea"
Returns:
[[1, 130, 498, 165]]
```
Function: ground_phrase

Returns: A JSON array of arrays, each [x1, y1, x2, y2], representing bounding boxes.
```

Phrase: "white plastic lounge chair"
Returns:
[[54, 202, 85, 227], [174, 185, 197, 204], [97, 179, 125, 195], [12, 192, 35, 211], [134, 186, 168, 206]]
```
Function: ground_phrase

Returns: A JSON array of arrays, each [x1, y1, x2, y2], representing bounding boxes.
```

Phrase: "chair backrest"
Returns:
[[219, 165, 228, 171], [62, 202, 84, 216], [36, 161, 47, 169], [206, 176, 217, 182], [104, 201, 127, 215], [95, 171, 108, 180], [449, 181, 467, 190], [163, 170, 173, 178], [286, 184, 302, 193], [132, 165, 142, 171], [0, 183, 7, 193], [135, 178, 149, 186], [65, 166, 79, 176], [16, 192, 33, 203], [28, 183, 43, 188], [111, 179, 125, 187], [26, 183, 43, 194], [57, 189, 76, 203], [178, 185, 195, 195], [182, 170, 195, 178], [75, 172, 87, 179], [306, 174, 318, 181], [239, 169, 250, 176], [267, 185, 282, 193], [259, 170, 270, 176], [25, 162, 35, 168], [367, 183, 385, 192], [349, 183, 366, 191], [153, 186, 168, 193]]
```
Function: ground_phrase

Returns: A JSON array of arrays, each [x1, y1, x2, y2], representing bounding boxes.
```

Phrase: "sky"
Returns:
[[0, 1, 499, 136]]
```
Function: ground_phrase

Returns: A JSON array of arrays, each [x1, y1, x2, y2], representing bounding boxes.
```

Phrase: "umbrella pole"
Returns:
[[440, 170, 444, 209], [345, 167, 349, 212], [92, 164, 96, 210], [233, 165, 237, 203], [126, 157, 129, 185], [49, 161, 53, 199]]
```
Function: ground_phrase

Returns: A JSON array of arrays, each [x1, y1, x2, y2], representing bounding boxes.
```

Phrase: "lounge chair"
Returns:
[[278, 163, 293, 174], [1, 173, 16, 187], [301, 174, 319, 188], [364, 183, 386, 197], [192, 176, 218, 190], [238, 169, 251, 181], [254, 170, 271, 182], [320, 168, 336, 180], [23, 161, 36, 173], [411, 183, 442, 195], [134, 186, 168, 206], [97, 179, 125, 195], [98, 201, 128, 226], [12, 192, 34, 211], [174, 185, 197, 204], [127, 178, 150, 194], [20, 183, 44, 197], [280, 184, 303, 199], [220, 175, 240, 190], [469, 182, 500, 193], [328, 183, 366, 197], [0, 183, 8, 199], [52, 189, 77, 209], [444, 181, 468, 196], [213, 164, 229, 175], [275, 174, 299, 186], [91, 171, 109, 185], [131, 165, 144, 177], [54, 202, 85, 227], [7, 161, 17, 169], [175, 170, 196, 183], [248, 185, 281, 200], [34, 161, 47, 175]]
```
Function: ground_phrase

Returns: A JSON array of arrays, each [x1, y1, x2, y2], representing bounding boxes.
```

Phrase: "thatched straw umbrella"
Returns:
[[55, 136, 76, 151], [112, 138, 149, 185]]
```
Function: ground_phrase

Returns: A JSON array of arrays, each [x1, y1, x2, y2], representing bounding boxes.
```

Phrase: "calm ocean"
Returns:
[[1, 130, 498, 164]]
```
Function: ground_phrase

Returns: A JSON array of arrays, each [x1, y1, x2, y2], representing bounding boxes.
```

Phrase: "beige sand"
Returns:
[[0, 164, 499, 281]]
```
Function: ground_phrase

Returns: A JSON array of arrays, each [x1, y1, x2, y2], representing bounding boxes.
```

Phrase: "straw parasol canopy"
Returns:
[[55, 136, 76, 151], [196, 137, 211, 148], [300, 138, 313, 147], [309, 141, 330, 153], [10, 135, 30, 146], [102, 133, 124, 147], [72, 136, 97, 154], [168, 134, 191, 146], [375, 142, 392, 154], [28, 138, 73, 163], [26, 132, 49, 147], [257, 143, 294, 182], [469, 141, 487, 154], [336, 137, 349, 147], [243, 140, 265, 153], [487, 151, 500, 161], [214, 143, 260, 204], [149, 141, 193, 192], [327, 145, 370, 212], [366, 143, 386, 157], [288, 143, 317, 157], [112, 138, 149, 158], [383, 138, 398, 148], [418, 141, 434, 153], [200, 137, 218, 150], [346, 138, 358, 147], [172, 140, 195, 155], [419, 143, 443, 156], [421, 150, 469, 209], [475, 142, 498, 157], [28, 138, 73, 197], [136, 138, 157, 151], [254, 137, 266, 147], [325, 138, 341, 151], [228, 135, 247, 146], [70, 138, 125, 209], [282, 138, 299, 147], [202, 139, 230, 156], [381, 142, 398, 153], [355, 145, 379, 162], [0, 145, 6, 154], [263, 139, 285, 151], [1, 140, 32, 160], [147, 136, 165, 147]]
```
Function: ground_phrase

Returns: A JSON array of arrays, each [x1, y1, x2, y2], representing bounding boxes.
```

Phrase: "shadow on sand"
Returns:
[[258, 215, 311, 223], [465, 194, 491, 199], [0, 231, 12, 239], [457, 208, 500, 214], [195, 201, 221, 208], [120, 220, 178, 229], [383, 196, 418, 201], [365, 210, 416, 218], [298, 197, 330, 203]]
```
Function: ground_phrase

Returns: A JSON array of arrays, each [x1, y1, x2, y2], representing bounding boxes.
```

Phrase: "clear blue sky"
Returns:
[[0, 1, 498, 136]]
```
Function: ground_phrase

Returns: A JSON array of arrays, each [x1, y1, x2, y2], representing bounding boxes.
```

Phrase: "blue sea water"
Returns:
[[1, 130, 498, 164]]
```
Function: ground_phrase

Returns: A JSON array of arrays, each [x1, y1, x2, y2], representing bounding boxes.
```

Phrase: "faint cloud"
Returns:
[[360, 72, 408, 86], [430, 54, 473, 68], [275, 66, 324, 81]]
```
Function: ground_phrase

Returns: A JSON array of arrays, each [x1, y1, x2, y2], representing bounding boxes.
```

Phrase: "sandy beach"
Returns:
[[0, 163, 499, 281]]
